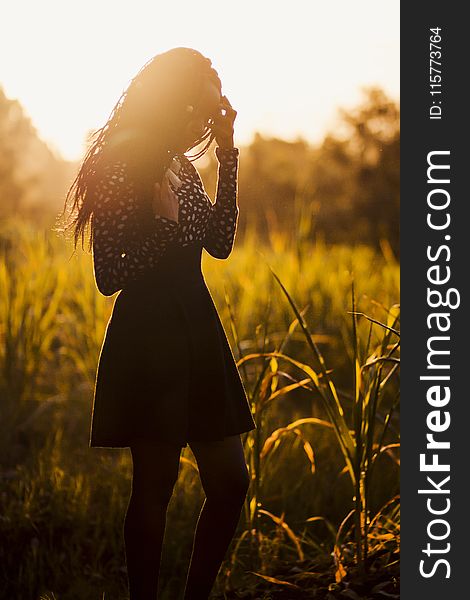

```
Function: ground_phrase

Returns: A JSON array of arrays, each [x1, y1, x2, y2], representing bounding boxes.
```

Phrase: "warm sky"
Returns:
[[1, 1, 399, 162]]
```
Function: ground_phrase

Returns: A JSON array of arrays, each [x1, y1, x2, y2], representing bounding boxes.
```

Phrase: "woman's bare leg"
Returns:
[[183, 434, 250, 600], [124, 439, 183, 600]]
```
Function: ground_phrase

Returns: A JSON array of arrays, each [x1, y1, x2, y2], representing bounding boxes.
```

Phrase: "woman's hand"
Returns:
[[153, 161, 182, 223], [212, 95, 237, 149]]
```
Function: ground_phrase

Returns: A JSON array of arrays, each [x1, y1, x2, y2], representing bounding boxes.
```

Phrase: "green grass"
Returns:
[[0, 217, 399, 599]]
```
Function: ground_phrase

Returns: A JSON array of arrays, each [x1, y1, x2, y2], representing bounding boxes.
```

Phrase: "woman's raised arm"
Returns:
[[202, 147, 240, 259]]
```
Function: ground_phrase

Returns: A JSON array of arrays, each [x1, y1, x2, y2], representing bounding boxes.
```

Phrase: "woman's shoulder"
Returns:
[[95, 143, 132, 175], [92, 157, 137, 213], [94, 157, 132, 189]]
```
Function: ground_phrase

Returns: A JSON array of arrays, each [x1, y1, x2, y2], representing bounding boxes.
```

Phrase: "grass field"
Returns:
[[0, 217, 400, 599]]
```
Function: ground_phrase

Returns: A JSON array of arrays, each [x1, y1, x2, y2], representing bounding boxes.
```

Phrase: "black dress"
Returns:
[[89, 146, 257, 449]]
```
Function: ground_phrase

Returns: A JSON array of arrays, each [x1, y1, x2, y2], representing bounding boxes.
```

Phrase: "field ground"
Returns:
[[0, 219, 400, 599]]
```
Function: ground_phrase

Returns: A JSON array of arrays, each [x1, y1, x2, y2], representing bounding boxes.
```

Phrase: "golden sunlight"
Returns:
[[2, 0, 399, 161]]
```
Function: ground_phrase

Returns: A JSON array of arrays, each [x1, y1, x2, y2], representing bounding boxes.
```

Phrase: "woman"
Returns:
[[61, 47, 257, 600]]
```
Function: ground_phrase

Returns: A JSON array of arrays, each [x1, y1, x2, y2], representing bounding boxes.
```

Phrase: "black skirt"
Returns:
[[89, 242, 257, 449]]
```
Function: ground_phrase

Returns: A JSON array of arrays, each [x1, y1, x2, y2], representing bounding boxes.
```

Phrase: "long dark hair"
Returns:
[[57, 47, 222, 252]]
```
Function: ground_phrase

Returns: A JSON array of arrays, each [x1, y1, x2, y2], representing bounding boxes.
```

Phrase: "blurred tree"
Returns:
[[198, 133, 314, 243], [197, 86, 399, 252], [0, 87, 29, 216], [2, 84, 399, 252], [0, 86, 75, 224], [307, 86, 399, 253]]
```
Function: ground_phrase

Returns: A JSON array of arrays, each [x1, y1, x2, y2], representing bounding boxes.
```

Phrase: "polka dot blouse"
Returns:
[[92, 147, 240, 296]]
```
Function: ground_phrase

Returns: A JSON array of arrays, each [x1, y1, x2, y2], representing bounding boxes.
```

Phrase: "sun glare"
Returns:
[[2, 0, 399, 161]]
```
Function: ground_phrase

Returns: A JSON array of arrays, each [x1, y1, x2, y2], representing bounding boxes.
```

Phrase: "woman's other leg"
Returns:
[[124, 439, 183, 600], [183, 434, 250, 600]]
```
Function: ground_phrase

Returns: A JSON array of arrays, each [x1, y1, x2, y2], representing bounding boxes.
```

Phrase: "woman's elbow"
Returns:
[[204, 244, 233, 260], [203, 233, 237, 259], [96, 282, 118, 297], [94, 271, 120, 297]]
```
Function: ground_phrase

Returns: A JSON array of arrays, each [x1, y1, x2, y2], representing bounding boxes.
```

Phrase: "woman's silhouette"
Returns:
[[61, 47, 257, 599]]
